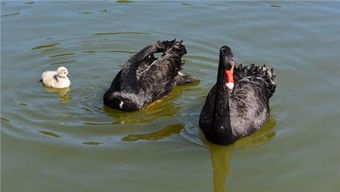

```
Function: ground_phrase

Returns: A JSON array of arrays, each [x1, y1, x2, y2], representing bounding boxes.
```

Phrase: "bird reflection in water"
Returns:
[[207, 116, 276, 192], [42, 86, 70, 103], [120, 114, 276, 192], [208, 143, 231, 192]]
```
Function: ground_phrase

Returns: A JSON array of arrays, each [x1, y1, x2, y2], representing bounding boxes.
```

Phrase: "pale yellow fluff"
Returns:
[[41, 66, 70, 89]]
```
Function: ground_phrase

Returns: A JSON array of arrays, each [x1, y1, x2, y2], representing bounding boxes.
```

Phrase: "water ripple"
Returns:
[[1, 12, 20, 17], [32, 43, 60, 50], [93, 32, 149, 36], [50, 53, 75, 58], [39, 130, 61, 138]]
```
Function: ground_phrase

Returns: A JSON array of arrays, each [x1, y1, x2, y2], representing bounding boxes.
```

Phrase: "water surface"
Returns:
[[1, 1, 339, 192]]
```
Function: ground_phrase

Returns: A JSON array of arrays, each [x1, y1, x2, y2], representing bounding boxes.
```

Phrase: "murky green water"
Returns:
[[1, 1, 339, 192]]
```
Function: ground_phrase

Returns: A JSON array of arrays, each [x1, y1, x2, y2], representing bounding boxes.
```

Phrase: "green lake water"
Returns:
[[1, 1, 339, 192]]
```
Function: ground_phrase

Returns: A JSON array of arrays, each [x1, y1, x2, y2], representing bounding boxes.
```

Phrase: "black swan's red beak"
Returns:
[[224, 64, 234, 90], [220, 46, 235, 90]]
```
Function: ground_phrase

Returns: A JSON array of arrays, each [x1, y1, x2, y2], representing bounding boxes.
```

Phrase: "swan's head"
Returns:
[[57, 66, 70, 78], [219, 46, 235, 90]]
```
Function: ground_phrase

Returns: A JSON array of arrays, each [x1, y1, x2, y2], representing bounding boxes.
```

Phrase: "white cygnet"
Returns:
[[41, 66, 71, 89]]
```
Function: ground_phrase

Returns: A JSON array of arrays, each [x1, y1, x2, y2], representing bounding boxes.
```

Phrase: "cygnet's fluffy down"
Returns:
[[41, 66, 71, 89]]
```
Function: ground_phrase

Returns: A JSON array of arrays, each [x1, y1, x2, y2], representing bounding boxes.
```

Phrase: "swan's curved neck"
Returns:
[[209, 55, 235, 144]]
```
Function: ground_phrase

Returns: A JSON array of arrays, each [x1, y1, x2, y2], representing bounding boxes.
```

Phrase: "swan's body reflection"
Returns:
[[122, 113, 276, 192], [209, 144, 231, 192], [207, 116, 276, 192]]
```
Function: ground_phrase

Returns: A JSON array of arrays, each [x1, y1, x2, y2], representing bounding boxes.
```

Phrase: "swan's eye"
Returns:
[[225, 63, 232, 70]]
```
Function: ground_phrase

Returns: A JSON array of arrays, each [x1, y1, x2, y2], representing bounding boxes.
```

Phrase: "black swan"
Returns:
[[199, 46, 276, 145], [104, 40, 198, 111]]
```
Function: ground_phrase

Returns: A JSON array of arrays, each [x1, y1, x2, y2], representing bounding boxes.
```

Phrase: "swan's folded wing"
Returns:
[[229, 81, 269, 136], [118, 40, 177, 92], [137, 40, 187, 101]]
